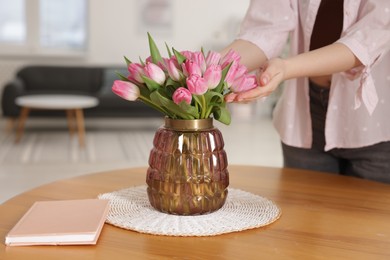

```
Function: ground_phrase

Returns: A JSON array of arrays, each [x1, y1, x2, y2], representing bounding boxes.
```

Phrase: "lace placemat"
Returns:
[[98, 185, 281, 237]]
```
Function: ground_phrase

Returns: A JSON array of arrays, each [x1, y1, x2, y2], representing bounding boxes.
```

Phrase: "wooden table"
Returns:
[[14, 94, 99, 147], [1, 166, 390, 259]]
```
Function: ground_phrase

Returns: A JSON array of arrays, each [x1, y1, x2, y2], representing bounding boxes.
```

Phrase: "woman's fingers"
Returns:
[[225, 92, 239, 102], [225, 84, 271, 103], [235, 86, 270, 101], [232, 74, 281, 102], [225, 58, 286, 103]]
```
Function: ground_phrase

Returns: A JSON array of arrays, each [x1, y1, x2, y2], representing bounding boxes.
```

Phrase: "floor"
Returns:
[[0, 103, 282, 204]]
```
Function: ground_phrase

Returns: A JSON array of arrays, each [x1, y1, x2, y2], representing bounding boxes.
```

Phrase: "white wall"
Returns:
[[87, 0, 249, 65]]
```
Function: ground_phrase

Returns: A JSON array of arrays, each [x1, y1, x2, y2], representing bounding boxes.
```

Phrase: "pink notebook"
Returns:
[[5, 199, 110, 246]]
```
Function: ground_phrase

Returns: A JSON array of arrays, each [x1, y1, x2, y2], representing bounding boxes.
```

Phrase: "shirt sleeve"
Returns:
[[337, 0, 390, 114], [237, 0, 296, 59]]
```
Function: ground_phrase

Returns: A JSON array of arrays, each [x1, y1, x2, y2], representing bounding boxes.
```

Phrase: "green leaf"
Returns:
[[115, 72, 129, 81], [141, 75, 161, 91], [203, 91, 225, 118], [149, 90, 163, 106], [213, 106, 231, 125], [204, 91, 224, 105], [165, 42, 173, 57], [215, 62, 233, 93], [148, 91, 175, 117], [124, 56, 131, 66], [165, 85, 176, 98], [147, 32, 162, 64], [178, 101, 199, 118], [192, 95, 204, 112], [201, 47, 205, 57], [164, 77, 181, 89], [138, 95, 168, 116], [138, 85, 151, 98], [173, 48, 186, 65], [138, 56, 145, 66]]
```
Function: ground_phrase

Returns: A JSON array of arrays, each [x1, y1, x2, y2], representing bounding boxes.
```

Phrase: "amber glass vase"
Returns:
[[146, 117, 229, 215]]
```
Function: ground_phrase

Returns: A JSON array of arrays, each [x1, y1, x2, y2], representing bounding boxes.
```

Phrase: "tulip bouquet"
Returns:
[[112, 33, 257, 125]]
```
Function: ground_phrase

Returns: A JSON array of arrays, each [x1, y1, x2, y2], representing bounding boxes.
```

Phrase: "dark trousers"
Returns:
[[282, 82, 390, 183]]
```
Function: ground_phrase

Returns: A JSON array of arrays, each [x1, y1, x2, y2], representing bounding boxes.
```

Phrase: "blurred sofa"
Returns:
[[1, 65, 162, 118]]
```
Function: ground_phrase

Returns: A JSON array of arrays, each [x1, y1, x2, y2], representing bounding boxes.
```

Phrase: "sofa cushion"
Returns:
[[103, 67, 128, 87], [98, 67, 127, 97], [17, 66, 103, 94]]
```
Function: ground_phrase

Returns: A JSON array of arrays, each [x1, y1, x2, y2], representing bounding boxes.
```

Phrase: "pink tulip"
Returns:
[[230, 74, 257, 93], [144, 62, 166, 85], [127, 63, 145, 83], [181, 51, 193, 60], [220, 49, 241, 68], [205, 51, 221, 67], [203, 64, 222, 89], [146, 56, 165, 70], [164, 57, 184, 81], [182, 60, 202, 77], [186, 74, 208, 95], [112, 80, 140, 101], [172, 87, 192, 104], [192, 51, 206, 73], [225, 63, 248, 88]]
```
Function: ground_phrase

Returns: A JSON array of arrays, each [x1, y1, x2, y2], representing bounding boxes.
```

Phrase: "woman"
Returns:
[[224, 0, 390, 182]]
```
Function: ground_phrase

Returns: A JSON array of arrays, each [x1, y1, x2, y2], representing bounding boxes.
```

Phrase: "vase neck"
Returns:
[[164, 117, 214, 131]]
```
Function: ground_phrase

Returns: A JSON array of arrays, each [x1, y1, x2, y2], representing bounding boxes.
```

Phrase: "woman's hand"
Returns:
[[225, 58, 286, 103], [225, 42, 363, 103]]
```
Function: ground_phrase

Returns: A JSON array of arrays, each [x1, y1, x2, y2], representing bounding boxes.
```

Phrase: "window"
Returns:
[[0, 0, 88, 56], [0, 0, 26, 44], [40, 0, 87, 50]]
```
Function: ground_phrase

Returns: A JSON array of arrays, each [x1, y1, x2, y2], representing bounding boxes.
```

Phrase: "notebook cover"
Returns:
[[5, 199, 110, 246]]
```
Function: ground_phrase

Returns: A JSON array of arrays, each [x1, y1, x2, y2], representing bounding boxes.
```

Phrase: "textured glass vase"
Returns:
[[146, 117, 229, 215]]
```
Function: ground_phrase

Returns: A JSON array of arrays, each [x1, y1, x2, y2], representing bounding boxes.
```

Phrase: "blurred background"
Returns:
[[0, 0, 249, 82], [0, 0, 282, 203]]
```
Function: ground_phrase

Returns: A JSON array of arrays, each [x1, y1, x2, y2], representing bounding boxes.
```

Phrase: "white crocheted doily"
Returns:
[[98, 185, 281, 237]]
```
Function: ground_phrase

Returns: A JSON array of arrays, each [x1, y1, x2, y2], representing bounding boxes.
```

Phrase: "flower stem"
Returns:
[[201, 95, 207, 119], [205, 106, 213, 118], [139, 96, 172, 117]]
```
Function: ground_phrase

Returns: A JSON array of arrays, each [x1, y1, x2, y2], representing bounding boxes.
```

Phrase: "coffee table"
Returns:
[[14, 94, 99, 147], [1, 165, 389, 259]]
